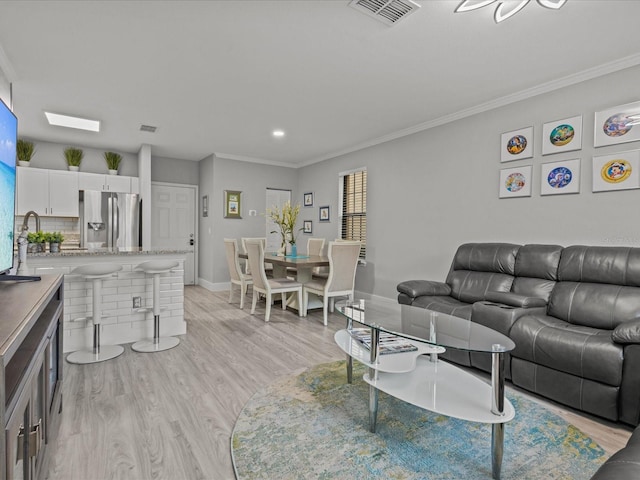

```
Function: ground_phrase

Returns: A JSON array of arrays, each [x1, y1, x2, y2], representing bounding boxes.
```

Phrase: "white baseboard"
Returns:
[[198, 278, 230, 292]]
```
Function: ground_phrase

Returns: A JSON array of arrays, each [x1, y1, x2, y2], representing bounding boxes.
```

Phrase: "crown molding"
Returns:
[[300, 52, 640, 167], [213, 152, 296, 169]]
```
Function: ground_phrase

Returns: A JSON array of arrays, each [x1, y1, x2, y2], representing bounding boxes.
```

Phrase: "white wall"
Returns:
[[151, 154, 199, 185], [198, 155, 298, 288], [298, 64, 640, 300]]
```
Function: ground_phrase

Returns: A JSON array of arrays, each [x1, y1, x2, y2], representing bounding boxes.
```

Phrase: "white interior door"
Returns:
[[151, 183, 197, 285], [265, 188, 291, 252]]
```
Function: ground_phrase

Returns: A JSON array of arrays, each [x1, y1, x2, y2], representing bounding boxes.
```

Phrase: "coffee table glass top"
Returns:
[[335, 299, 515, 354]]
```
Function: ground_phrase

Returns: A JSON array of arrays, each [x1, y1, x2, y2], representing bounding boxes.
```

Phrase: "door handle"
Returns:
[[189, 239, 194, 246]]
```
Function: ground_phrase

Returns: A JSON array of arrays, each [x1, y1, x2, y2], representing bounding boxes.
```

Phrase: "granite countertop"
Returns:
[[26, 247, 191, 257]]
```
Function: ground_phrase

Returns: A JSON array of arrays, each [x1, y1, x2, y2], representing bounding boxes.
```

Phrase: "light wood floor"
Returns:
[[44, 286, 632, 480]]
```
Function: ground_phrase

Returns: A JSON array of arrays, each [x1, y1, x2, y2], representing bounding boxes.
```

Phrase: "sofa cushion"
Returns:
[[613, 320, 640, 344], [559, 245, 640, 286], [445, 243, 519, 303], [397, 280, 451, 298], [511, 313, 624, 386], [511, 244, 563, 301], [549, 282, 640, 330], [450, 243, 520, 274], [411, 295, 472, 320], [484, 291, 547, 308]]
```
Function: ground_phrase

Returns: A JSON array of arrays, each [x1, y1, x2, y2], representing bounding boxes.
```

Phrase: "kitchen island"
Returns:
[[20, 248, 188, 353]]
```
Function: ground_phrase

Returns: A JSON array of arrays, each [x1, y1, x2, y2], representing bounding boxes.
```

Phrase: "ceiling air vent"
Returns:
[[349, 0, 421, 26], [140, 124, 157, 133]]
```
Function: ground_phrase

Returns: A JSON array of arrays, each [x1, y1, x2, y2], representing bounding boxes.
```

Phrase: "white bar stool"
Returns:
[[66, 263, 124, 364], [132, 260, 181, 353]]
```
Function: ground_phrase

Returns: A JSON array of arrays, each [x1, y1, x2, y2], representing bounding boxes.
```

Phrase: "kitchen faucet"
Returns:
[[16, 210, 41, 275], [20, 210, 41, 234]]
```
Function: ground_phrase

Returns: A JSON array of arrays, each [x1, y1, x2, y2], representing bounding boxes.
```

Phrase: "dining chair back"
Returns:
[[307, 237, 325, 256], [224, 238, 253, 309], [246, 239, 304, 322], [242, 237, 273, 276], [326, 240, 361, 295], [308, 237, 327, 277], [303, 240, 361, 325]]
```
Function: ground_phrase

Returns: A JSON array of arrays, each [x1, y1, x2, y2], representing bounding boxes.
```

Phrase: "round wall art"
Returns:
[[541, 159, 581, 196], [602, 114, 633, 138], [547, 166, 573, 189], [549, 124, 575, 146], [499, 165, 532, 198], [542, 115, 582, 155], [507, 135, 527, 155], [601, 159, 631, 183], [594, 101, 640, 147], [500, 127, 533, 162]]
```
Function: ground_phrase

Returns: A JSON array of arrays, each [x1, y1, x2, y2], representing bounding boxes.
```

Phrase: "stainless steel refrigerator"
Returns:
[[80, 190, 141, 249]]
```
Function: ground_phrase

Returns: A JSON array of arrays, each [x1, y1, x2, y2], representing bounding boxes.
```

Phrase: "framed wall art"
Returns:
[[592, 149, 640, 193], [594, 100, 640, 147], [499, 165, 532, 198], [223, 190, 242, 219], [319, 206, 330, 222], [500, 126, 533, 162], [542, 115, 582, 155], [303, 220, 313, 234], [540, 158, 580, 196], [202, 195, 209, 217], [303, 192, 314, 207]]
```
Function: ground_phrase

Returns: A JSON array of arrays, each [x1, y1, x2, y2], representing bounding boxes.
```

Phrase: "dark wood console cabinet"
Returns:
[[1, 275, 63, 480]]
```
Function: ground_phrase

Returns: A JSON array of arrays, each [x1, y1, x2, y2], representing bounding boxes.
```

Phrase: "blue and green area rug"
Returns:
[[232, 360, 607, 479]]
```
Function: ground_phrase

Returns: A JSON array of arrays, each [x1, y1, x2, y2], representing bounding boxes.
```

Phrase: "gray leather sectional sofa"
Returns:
[[397, 243, 640, 427]]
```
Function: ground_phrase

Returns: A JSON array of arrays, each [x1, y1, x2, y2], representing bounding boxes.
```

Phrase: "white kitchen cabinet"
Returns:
[[78, 172, 134, 193], [16, 167, 79, 217]]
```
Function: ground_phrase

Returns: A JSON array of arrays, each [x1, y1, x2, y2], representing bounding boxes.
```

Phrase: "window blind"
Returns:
[[341, 169, 367, 258]]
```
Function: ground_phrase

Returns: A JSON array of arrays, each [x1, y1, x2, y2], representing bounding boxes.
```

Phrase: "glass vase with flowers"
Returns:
[[265, 201, 302, 256]]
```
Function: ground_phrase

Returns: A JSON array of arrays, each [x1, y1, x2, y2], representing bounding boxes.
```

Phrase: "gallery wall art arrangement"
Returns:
[[499, 100, 640, 198]]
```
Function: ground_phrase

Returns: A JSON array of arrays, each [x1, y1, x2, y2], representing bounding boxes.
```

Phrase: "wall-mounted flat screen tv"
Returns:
[[0, 98, 17, 275]]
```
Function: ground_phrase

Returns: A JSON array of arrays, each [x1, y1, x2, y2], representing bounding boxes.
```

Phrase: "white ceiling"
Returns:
[[0, 0, 639, 167]]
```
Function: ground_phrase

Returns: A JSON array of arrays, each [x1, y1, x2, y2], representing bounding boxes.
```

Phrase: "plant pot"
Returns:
[[18, 161, 30, 167], [28, 242, 45, 253], [68, 165, 79, 172], [49, 242, 60, 253], [108, 169, 118, 175]]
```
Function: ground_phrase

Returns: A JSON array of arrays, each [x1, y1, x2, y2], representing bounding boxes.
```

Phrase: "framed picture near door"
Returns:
[[224, 190, 242, 219]]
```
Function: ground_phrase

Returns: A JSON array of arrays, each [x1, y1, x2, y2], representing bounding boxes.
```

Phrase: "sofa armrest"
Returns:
[[613, 320, 640, 344], [485, 291, 547, 308], [397, 280, 451, 298]]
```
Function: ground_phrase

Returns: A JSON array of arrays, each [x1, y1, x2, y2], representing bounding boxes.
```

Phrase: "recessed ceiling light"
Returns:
[[45, 112, 100, 132], [272, 129, 285, 138]]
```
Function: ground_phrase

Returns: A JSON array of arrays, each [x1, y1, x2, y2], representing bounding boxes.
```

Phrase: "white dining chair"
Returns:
[[302, 240, 361, 326], [224, 238, 253, 309], [242, 237, 273, 277], [307, 237, 328, 278], [246, 239, 304, 322]]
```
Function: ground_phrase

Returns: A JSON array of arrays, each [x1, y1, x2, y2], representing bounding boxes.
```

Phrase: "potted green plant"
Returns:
[[64, 147, 83, 171], [26, 231, 46, 253], [17, 139, 35, 167], [104, 151, 122, 175], [46, 231, 64, 253]]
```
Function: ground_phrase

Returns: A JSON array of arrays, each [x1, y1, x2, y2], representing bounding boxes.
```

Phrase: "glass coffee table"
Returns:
[[334, 299, 516, 480]]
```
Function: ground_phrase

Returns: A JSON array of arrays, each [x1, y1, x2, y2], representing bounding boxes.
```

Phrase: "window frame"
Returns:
[[338, 167, 367, 259]]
